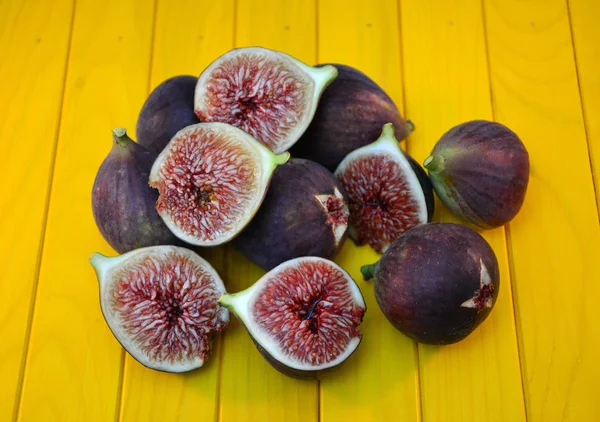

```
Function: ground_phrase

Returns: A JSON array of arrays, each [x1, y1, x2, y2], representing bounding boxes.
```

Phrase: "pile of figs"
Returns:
[[90, 47, 530, 376]]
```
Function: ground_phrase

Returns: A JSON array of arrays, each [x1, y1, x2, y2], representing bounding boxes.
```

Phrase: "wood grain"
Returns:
[[17, 0, 155, 420], [218, 2, 319, 421], [117, 1, 235, 420], [401, 1, 526, 421], [0, 0, 74, 420], [568, 0, 600, 210], [317, 1, 420, 421], [483, 1, 600, 420]]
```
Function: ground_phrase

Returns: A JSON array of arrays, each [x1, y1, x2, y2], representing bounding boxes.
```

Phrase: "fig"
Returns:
[[334, 123, 434, 253], [149, 122, 289, 246], [219, 257, 366, 379], [136, 75, 200, 154], [289, 64, 414, 171], [92, 128, 183, 253], [89, 245, 229, 372], [424, 120, 530, 229], [361, 223, 500, 345], [194, 47, 337, 154], [233, 159, 349, 270]]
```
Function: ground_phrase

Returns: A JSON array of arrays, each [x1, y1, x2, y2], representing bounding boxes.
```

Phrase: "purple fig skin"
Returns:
[[362, 223, 500, 345], [136, 75, 200, 153], [289, 64, 414, 171], [92, 128, 184, 253], [233, 159, 349, 271], [424, 120, 530, 229]]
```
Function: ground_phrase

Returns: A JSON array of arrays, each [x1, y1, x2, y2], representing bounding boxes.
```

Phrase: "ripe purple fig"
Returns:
[[91, 128, 183, 253], [362, 223, 500, 345], [149, 122, 289, 246], [90, 246, 229, 372], [424, 120, 530, 229], [136, 75, 200, 154], [335, 123, 434, 253], [194, 47, 337, 154], [233, 159, 349, 271], [219, 257, 366, 379], [290, 64, 414, 171]]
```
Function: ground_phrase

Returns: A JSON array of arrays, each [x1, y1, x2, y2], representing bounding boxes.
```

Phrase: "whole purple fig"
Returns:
[[92, 128, 183, 253], [361, 222, 499, 345], [424, 120, 529, 229]]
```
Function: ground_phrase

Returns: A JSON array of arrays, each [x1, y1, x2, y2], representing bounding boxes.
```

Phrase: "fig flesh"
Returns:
[[219, 257, 366, 379], [194, 47, 338, 154], [424, 120, 530, 229], [136, 75, 200, 154], [92, 128, 183, 253], [149, 122, 290, 246], [290, 63, 414, 171], [362, 223, 499, 345], [90, 246, 229, 372], [334, 123, 434, 253], [233, 158, 349, 271]]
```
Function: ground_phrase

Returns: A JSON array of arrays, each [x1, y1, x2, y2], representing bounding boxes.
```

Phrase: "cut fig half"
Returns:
[[149, 122, 290, 246], [194, 47, 338, 154], [90, 246, 229, 372], [219, 257, 366, 379], [334, 123, 434, 253]]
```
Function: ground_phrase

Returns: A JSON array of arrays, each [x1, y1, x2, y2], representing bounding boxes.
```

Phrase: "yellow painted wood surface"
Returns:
[[401, 1, 526, 421], [568, 0, 600, 209], [0, 0, 73, 420], [1, 0, 599, 420]]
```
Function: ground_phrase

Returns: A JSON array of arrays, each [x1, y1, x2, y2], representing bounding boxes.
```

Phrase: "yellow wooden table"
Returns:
[[1, 0, 599, 420]]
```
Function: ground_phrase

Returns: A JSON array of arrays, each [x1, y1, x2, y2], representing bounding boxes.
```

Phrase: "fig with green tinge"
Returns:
[[90, 245, 229, 372], [362, 223, 500, 345], [233, 159, 349, 271], [92, 128, 183, 253], [424, 120, 530, 229], [149, 122, 289, 247], [219, 256, 366, 379], [335, 123, 434, 253], [194, 47, 337, 154], [290, 64, 414, 171], [136, 75, 200, 153]]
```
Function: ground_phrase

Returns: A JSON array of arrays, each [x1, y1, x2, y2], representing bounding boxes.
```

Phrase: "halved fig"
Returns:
[[149, 122, 290, 246], [334, 123, 434, 253], [194, 47, 338, 154], [90, 246, 229, 372], [219, 257, 366, 379]]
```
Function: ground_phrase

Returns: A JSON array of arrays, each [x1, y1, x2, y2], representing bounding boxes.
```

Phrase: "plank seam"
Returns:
[[479, 1, 529, 420], [565, 0, 600, 217], [12, 1, 78, 420], [396, 0, 423, 420]]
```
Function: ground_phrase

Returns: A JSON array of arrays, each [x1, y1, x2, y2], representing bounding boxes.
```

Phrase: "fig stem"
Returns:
[[406, 120, 415, 134], [112, 127, 132, 148], [423, 155, 445, 173], [360, 263, 376, 281]]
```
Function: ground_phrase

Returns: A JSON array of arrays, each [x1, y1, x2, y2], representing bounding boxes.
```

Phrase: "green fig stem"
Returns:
[[112, 127, 132, 148], [381, 122, 395, 139], [273, 151, 291, 166], [406, 120, 415, 134], [423, 155, 445, 173], [360, 263, 377, 281]]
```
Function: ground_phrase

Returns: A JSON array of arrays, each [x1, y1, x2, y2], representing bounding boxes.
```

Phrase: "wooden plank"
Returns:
[[16, 0, 155, 420], [218, 2, 319, 421], [0, 0, 74, 420], [568, 0, 600, 209], [317, 1, 420, 421], [482, 1, 600, 420], [400, 1, 526, 421], [118, 1, 235, 420]]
